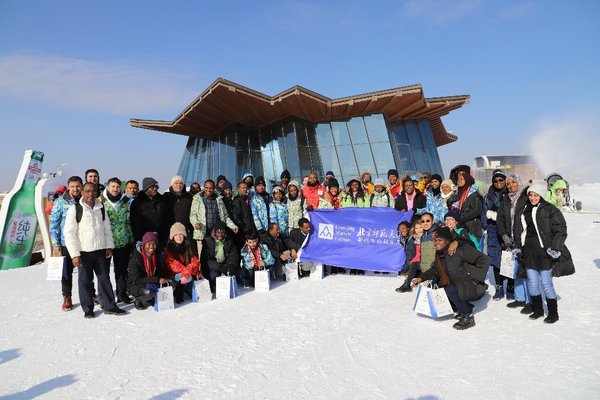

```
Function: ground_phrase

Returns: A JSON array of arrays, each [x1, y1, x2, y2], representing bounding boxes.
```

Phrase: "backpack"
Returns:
[[75, 202, 105, 223]]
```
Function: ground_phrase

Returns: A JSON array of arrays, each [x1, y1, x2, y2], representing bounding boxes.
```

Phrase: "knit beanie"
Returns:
[[328, 178, 339, 189], [387, 169, 399, 178], [430, 174, 443, 183], [222, 180, 233, 191], [255, 176, 266, 187], [216, 175, 227, 184], [527, 180, 547, 197], [434, 227, 453, 242], [441, 179, 454, 189], [288, 180, 299, 189], [142, 177, 158, 191], [169, 222, 187, 239], [444, 209, 462, 223], [170, 175, 184, 187], [280, 170, 291, 180], [142, 232, 158, 247], [492, 169, 507, 181]]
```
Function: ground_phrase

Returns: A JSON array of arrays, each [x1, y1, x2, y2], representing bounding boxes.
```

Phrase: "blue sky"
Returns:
[[1, 0, 599, 191]]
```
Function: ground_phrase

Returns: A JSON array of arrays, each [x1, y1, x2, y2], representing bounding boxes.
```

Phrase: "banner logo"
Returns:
[[318, 223, 334, 240]]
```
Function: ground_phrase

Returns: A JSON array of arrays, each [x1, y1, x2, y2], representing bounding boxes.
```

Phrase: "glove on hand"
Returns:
[[486, 210, 497, 221], [547, 248, 561, 259], [502, 234, 513, 249], [511, 248, 522, 257]]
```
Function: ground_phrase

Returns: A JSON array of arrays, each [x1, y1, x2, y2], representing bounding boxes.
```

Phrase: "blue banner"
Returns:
[[299, 208, 413, 272]]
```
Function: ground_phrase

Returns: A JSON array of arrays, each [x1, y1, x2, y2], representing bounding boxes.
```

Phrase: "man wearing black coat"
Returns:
[[130, 177, 170, 246], [260, 223, 291, 279], [231, 181, 256, 249], [394, 176, 426, 212], [201, 222, 240, 292], [285, 217, 314, 276], [162, 175, 193, 237]]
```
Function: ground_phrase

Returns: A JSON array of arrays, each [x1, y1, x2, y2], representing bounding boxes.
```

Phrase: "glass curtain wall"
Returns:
[[388, 118, 443, 176]]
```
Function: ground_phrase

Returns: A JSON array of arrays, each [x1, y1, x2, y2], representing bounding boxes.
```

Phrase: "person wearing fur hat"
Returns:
[[482, 170, 509, 301], [417, 174, 447, 223], [162, 175, 194, 238], [412, 226, 489, 330], [511, 181, 574, 324], [394, 175, 426, 213], [269, 186, 289, 235], [386, 169, 402, 199], [446, 169, 483, 241], [164, 222, 200, 303], [496, 173, 530, 310], [127, 232, 170, 310], [318, 178, 341, 209], [369, 178, 393, 208], [286, 180, 306, 233], [130, 177, 170, 245]]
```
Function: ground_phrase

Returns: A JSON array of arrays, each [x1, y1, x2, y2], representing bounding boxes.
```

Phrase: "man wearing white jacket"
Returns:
[[65, 182, 126, 318]]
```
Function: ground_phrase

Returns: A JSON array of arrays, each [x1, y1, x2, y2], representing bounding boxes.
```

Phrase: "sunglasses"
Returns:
[[421, 219, 432, 223], [493, 178, 505, 183]]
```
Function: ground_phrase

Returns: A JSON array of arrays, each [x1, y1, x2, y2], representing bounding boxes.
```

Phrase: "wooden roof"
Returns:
[[130, 78, 469, 146]]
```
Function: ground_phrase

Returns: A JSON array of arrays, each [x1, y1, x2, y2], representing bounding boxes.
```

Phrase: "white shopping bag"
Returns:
[[500, 251, 516, 279], [254, 269, 271, 291], [154, 286, 175, 312], [309, 263, 324, 280], [47, 256, 65, 281], [216, 275, 238, 299], [192, 279, 212, 303], [413, 283, 453, 319], [284, 262, 299, 282]]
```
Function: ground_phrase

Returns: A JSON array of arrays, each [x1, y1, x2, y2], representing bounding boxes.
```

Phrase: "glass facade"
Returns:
[[178, 114, 443, 189]]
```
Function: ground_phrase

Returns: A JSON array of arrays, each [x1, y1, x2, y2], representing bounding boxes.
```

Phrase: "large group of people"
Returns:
[[49, 166, 573, 329]]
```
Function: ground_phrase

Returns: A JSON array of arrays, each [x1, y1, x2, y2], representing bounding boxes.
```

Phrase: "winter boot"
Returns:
[[453, 313, 475, 330], [520, 303, 534, 314], [62, 296, 72, 311], [506, 300, 525, 308], [395, 281, 412, 293], [544, 298, 559, 324], [492, 285, 504, 301], [529, 295, 544, 320]]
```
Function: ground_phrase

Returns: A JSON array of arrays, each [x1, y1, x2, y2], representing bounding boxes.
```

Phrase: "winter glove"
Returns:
[[547, 248, 562, 259], [486, 210, 497, 221], [511, 248, 522, 258], [501, 234, 514, 249]]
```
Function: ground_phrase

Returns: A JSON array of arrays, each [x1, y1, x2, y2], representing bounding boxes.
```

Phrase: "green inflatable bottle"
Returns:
[[0, 150, 44, 270]]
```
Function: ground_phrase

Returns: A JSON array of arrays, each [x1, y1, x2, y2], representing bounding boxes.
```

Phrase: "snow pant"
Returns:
[[61, 246, 76, 297], [111, 244, 132, 300], [526, 268, 557, 299], [514, 277, 531, 303], [444, 284, 473, 315], [78, 250, 117, 314]]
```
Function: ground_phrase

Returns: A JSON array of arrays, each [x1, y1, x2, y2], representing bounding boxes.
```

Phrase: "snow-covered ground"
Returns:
[[1, 188, 599, 399]]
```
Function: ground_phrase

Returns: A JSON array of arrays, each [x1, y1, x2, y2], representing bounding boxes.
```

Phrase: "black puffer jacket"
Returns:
[[162, 187, 193, 234], [130, 191, 170, 242], [447, 189, 483, 240], [496, 187, 528, 242]]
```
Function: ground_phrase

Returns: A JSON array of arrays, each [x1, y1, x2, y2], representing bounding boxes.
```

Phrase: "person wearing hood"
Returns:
[[369, 178, 393, 208], [164, 222, 200, 303], [279, 170, 291, 194], [130, 177, 169, 246], [269, 186, 289, 235], [394, 175, 426, 213], [127, 232, 169, 310], [417, 174, 447, 223], [302, 171, 326, 210], [546, 178, 568, 209], [102, 177, 135, 304], [318, 178, 341, 209], [341, 178, 370, 208], [446, 166, 483, 241], [189, 182, 201, 197], [242, 173, 255, 190], [202, 222, 240, 293], [162, 175, 194, 237], [496, 173, 530, 311], [215, 175, 227, 196], [250, 176, 270, 234], [50, 176, 83, 311], [286, 180, 306, 233], [482, 170, 508, 301], [512, 181, 574, 324]]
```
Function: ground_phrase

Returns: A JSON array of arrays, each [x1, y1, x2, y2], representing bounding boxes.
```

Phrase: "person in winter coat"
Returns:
[[202, 222, 240, 292], [446, 167, 483, 241], [482, 170, 508, 300], [417, 174, 447, 223], [164, 222, 200, 304], [50, 176, 83, 311], [240, 234, 275, 287], [231, 182, 257, 249], [512, 181, 574, 324], [279, 170, 291, 194], [545, 178, 568, 209], [395, 220, 423, 292], [361, 172, 375, 196], [285, 217, 314, 277], [102, 177, 135, 304], [386, 169, 402, 199], [394, 175, 426, 213], [286, 180, 306, 233], [162, 175, 194, 237], [318, 178, 342, 209], [369, 178, 393, 208], [130, 177, 170, 246], [260, 223, 292, 279], [127, 231, 170, 310], [412, 227, 489, 330], [497, 173, 531, 312], [269, 186, 289, 236], [340, 178, 370, 208], [250, 176, 270, 234], [444, 209, 480, 250], [302, 171, 326, 210], [45, 184, 67, 216]]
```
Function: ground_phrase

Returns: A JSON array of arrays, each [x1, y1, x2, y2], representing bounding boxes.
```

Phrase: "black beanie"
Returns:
[[430, 174, 443, 183], [435, 227, 453, 242], [280, 169, 291, 180], [328, 178, 339, 189], [255, 176, 266, 186], [492, 169, 506, 180], [387, 169, 399, 178]]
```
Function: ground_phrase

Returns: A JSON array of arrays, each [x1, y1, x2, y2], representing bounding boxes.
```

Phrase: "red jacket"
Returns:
[[164, 247, 200, 280], [302, 184, 326, 209]]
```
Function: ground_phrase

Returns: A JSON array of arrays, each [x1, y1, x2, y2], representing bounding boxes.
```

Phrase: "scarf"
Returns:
[[215, 239, 225, 263], [508, 187, 524, 224], [434, 252, 451, 286], [142, 251, 156, 277], [249, 245, 262, 269], [457, 185, 471, 211], [106, 191, 122, 203]]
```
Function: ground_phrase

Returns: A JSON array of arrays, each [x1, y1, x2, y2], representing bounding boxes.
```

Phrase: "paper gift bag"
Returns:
[[413, 284, 433, 317], [254, 269, 271, 291], [154, 286, 175, 312], [284, 262, 299, 282], [47, 256, 65, 281], [191, 279, 212, 303], [413, 283, 453, 319], [216, 275, 238, 299], [309, 263, 324, 280], [500, 251, 516, 279]]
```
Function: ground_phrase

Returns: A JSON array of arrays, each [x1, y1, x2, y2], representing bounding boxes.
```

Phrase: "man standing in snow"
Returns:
[[64, 182, 126, 319]]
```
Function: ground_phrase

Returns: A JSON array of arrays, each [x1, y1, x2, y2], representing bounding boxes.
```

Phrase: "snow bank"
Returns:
[[1, 213, 599, 400]]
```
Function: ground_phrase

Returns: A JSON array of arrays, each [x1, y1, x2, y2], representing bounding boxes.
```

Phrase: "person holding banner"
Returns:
[[241, 234, 275, 287], [412, 227, 489, 330], [318, 178, 341, 210]]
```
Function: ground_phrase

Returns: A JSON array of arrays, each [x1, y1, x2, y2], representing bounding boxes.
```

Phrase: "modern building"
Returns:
[[131, 78, 469, 188]]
